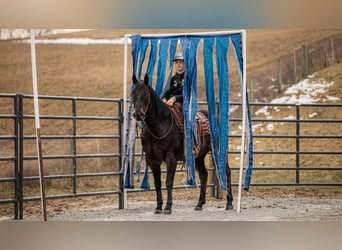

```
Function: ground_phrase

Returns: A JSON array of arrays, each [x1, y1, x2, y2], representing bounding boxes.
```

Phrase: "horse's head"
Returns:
[[132, 74, 151, 121]]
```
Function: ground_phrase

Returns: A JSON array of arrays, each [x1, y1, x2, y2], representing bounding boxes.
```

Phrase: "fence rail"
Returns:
[[0, 94, 341, 219]]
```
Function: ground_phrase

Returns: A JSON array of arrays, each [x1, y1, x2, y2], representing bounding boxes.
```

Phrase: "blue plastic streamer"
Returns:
[[140, 159, 150, 189], [169, 39, 178, 68], [215, 36, 229, 190], [180, 37, 196, 186], [189, 38, 200, 140], [155, 40, 170, 97], [131, 35, 141, 75], [122, 34, 142, 188], [203, 37, 221, 187], [137, 39, 149, 80], [146, 39, 158, 84], [231, 34, 254, 191], [120, 35, 141, 178], [161, 38, 178, 98], [187, 38, 201, 185]]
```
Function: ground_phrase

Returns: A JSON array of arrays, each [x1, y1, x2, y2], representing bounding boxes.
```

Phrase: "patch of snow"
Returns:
[[273, 107, 280, 112], [1, 29, 89, 40], [308, 112, 318, 118], [255, 106, 270, 116], [284, 115, 296, 120], [229, 106, 238, 114], [252, 124, 263, 131], [266, 124, 274, 131], [324, 96, 340, 102]]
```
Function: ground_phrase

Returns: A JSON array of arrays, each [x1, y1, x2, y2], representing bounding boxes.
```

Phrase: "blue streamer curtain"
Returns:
[[123, 33, 253, 191]]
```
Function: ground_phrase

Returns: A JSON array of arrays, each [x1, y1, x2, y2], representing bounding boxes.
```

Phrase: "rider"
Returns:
[[161, 53, 199, 155], [161, 53, 185, 111]]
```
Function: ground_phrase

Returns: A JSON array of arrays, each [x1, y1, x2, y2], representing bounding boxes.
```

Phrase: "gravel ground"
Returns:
[[18, 196, 342, 221]]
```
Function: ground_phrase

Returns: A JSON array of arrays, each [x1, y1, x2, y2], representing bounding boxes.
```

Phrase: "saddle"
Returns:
[[168, 103, 210, 156]]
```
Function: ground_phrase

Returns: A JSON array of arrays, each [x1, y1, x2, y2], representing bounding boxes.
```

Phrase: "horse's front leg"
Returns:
[[164, 152, 177, 214], [150, 163, 163, 214]]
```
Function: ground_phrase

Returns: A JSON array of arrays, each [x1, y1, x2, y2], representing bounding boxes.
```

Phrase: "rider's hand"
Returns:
[[166, 97, 176, 106]]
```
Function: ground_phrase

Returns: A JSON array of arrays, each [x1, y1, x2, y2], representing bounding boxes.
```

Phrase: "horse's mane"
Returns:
[[146, 84, 171, 121]]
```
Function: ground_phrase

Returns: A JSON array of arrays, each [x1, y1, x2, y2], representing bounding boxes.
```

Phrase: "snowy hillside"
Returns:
[[0, 29, 86, 40]]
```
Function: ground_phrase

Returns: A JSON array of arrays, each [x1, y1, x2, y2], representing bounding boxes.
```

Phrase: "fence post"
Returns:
[[14, 95, 19, 220], [71, 98, 77, 195], [324, 38, 328, 67], [330, 37, 335, 64], [118, 99, 124, 209], [302, 45, 307, 78], [17, 94, 24, 219], [293, 50, 297, 83], [278, 59, 282, 91], [214, 99, 221, 198], [296, 104, 300, 185]]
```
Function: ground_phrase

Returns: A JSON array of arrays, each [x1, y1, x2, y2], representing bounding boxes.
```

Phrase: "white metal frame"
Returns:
[[122, 30, 247, 213], [30, 29, 47, 221]]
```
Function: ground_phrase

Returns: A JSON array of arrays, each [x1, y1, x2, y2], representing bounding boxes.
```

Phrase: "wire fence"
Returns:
[[249, 32, 342, 102]]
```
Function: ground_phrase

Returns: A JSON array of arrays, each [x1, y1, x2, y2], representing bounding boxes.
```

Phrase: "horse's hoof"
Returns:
[[226, 204, 234, 210], [163, 209, 172, 215], [194, 206, 203, 211], [154, 209, 162, 214]]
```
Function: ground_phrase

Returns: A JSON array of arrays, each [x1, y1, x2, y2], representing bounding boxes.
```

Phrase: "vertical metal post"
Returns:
[[293, 50, 297, 83], [296, 104, 300, 185], [302, 45, 307, 78], [122, 34, 131, 209], [278, 59, 282, 91], [30, 29, 47, 221], [324, 38, 328, 67], [14, 95, 19, 220], [118, 100, 124, 209], [330, 37, 335, 65], [72, 98, 77, 195], [237, 30, 247, 213], [18, 95, 24, 219], [212, 99, 220, 199]]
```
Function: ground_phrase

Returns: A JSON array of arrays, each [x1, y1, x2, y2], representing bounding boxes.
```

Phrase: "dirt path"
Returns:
[[17, 196, 342, 221]]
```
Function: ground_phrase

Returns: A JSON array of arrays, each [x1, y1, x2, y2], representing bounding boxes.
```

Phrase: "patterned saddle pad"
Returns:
[[168, 106, 210, 136]]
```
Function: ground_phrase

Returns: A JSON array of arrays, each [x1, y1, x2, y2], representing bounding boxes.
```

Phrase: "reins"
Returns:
[[142, 87, 175, 140], [143, 112, 174, 140]]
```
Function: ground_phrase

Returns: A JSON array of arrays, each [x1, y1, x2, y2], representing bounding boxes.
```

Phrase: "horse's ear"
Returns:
[[144, 74, 149, 85], [132, 75, 138, 85]]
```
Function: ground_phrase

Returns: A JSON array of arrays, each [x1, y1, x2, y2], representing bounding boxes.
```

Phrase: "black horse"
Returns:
[[132, 74, 233, 214]]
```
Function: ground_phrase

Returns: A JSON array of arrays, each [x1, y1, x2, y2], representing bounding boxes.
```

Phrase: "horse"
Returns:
[[131, 74, 233, 214]]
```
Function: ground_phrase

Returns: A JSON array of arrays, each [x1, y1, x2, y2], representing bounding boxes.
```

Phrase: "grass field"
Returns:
[[0, 29, 341, 214]]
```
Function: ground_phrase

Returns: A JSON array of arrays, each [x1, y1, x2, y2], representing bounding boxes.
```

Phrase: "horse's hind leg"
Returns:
[[226, 163, 234, 210], [151, 164, 163, 214], [194, 154, 208, 211]]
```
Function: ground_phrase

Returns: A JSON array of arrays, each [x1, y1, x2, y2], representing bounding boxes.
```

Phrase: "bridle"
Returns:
[[138, 86, 175, 140], [143, 115, 174, 140]]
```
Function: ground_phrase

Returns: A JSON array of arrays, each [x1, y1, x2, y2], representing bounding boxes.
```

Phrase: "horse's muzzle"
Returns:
[[133, 110, 146, 121]]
